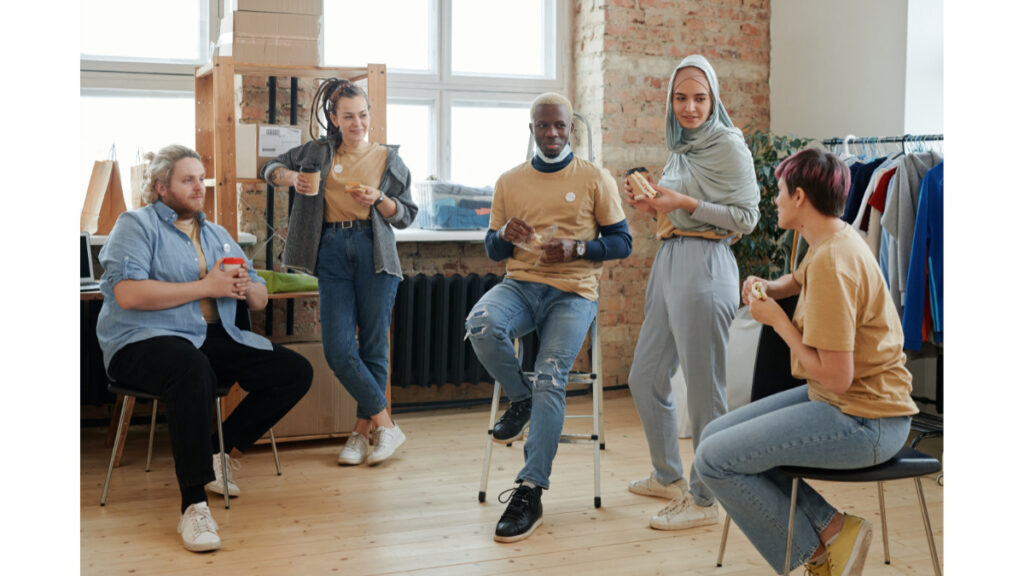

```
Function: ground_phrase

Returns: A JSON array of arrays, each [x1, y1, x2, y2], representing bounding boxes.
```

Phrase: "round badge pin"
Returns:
[[333, 164, 343, 174], [565, 192, 576, 202]]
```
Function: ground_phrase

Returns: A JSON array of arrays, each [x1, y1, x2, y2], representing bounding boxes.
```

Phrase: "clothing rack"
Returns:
[[822, 134, 943, 154], [824, 133, 944, 450]]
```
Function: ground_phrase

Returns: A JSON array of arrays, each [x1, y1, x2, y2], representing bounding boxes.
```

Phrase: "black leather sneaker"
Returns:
[[494, 484, 543, 542], [492, 397, 532, 443]]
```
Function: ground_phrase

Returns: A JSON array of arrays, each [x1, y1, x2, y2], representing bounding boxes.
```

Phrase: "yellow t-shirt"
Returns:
[[489, 157, 626, 301], [173, 219, 220, 324], [791, 224, 917, 418], [325, 142, 388, 222]]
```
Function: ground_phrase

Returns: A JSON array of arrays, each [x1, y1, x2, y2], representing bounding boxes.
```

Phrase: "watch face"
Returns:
[[576, 241, 585, 256]]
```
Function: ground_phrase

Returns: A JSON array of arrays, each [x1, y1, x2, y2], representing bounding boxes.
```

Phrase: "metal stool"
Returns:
[[478, 318, 604, 508], [715, 445, 943, 575]]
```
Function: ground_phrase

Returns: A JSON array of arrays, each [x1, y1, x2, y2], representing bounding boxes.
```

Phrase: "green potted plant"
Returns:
[[732, 129, 811, 283]]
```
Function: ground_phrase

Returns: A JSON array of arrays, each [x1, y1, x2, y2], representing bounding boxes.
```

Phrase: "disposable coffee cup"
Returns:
[[299, 165, 321, 196], [222, 257, 244, 274]]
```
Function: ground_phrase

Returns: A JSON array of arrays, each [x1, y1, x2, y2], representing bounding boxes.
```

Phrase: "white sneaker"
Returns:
[[629, 472, 686, 500], [338, 431, 370, 465], [650, 491, 719, 530], [205, 452, 240, 497], [178, 502, 221, 552], [366, 423, 406, 465]]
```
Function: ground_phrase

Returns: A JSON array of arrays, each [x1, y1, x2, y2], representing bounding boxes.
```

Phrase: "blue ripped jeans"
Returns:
[[466, 278, 597, 489], [694, 385, 910, 574]]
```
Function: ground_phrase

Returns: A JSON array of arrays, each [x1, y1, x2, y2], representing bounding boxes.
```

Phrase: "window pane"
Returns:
[[324, 1, 432, 71], [81, 0, 202, 61], [387, 102, 434, 184], [80, 94, 195, 208], [452, 0, 549, 77], [450, 103, 530, 188]]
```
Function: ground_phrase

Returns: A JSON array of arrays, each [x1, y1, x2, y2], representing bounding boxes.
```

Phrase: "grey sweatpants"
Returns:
[[628, 236, 739, 506]]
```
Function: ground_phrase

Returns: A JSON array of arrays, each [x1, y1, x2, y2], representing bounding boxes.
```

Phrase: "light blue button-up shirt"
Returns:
[[96, 201, 272, 369]]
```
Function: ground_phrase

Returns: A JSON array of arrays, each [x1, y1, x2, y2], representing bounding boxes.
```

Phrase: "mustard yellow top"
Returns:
[[791, 224, 917, 418], [174, 219, 220, 324], [325, 142, 388, 222]]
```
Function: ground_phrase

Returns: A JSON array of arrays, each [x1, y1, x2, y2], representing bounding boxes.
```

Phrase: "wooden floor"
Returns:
[[81, 392, 943, 575]]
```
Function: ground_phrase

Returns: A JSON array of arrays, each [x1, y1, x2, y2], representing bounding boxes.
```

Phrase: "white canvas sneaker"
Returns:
[[178, 502, 221, 552], [337, 431, 370, 465], [650, 491, 719, 530], [205, 452, 240, 497], [367, 423, 406, 465], [628, 472, 686, 500]]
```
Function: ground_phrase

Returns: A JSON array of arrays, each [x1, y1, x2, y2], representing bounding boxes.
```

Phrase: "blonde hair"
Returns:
[[142, 144, 201, 205], [530, 92, 573, 120]]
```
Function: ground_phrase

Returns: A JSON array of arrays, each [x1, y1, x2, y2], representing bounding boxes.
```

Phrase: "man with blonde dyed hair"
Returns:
[[467, 93, 632, 543]]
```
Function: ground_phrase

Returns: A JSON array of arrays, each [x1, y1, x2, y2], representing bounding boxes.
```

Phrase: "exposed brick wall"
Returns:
[[236, 0, 771, 400]]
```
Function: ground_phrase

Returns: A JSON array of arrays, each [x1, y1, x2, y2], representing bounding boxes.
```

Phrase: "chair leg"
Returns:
[[591, 374, 601, 508], [478, 381, 503, 503], [269, 428, 281, 476], [100, 397, 132, 506], [915, 477, 943, 576], [784, 478, 799, 575], [878, 481, 891, 564], [145, 399, 158, 473], [716, 514, 731, 567], [214, 397, 229, 510]]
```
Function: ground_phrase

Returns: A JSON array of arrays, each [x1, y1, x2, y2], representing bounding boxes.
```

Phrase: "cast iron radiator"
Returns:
[[391, 273, 539, 388]]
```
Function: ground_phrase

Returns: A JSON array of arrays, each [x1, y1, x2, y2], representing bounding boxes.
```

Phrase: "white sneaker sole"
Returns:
[[837, 521, 873, 576], [493, 517, 543, 543], [650, 513, 718, 531], [628, 481, 677, 500], [182, 535, 221, 552], [205, 481, 239, 497], [337, 451, 367, 466]]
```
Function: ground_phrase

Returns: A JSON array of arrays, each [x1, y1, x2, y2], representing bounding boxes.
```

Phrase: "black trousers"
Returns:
[[107, 324, 312, 493]]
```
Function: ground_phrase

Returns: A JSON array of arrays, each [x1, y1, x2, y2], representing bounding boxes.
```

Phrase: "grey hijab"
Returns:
[[659, 55, 759, 233]]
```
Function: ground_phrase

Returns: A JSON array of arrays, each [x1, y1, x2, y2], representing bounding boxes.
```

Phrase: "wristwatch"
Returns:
[[575, 240, 586, 258], [372, 192, 386, 208]]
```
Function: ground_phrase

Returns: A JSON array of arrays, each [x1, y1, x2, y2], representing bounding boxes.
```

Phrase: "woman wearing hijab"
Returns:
[[624, 55, 759, 531]]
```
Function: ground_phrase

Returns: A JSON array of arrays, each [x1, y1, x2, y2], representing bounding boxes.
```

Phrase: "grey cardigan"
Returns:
[[261, 137, 418, 278]]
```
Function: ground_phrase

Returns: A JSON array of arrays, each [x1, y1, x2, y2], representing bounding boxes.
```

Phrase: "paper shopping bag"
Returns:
[[81, 150, 128, 234], [129, 149, 148, 209]]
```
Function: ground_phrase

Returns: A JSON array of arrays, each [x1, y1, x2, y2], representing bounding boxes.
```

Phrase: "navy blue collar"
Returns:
[[531, 152, 574, 173]]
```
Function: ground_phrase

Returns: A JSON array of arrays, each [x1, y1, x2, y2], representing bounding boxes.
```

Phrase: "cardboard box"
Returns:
[[233, 10, 321, 66], [259, 341, 357, 440], [236, 0, 322, 16], [235, 124, 303, 178]]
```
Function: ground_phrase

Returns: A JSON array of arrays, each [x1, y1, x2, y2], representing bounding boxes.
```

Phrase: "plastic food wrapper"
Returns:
[[513, 224, 559, 266]]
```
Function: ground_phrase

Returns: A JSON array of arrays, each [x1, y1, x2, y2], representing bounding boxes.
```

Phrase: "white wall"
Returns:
[[770, 0, 942, 141], [904, 0, 944, 134]]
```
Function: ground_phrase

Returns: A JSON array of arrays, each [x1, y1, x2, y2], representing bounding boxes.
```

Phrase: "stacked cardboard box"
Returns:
[[232, 0, 322, 66]]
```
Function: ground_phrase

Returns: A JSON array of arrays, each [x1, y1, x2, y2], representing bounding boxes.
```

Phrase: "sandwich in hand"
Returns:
[[625, 167, 659, 200], [751, 281, 767, 301]]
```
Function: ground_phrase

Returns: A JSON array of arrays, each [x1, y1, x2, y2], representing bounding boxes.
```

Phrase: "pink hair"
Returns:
[[774, 148, 850, 217]]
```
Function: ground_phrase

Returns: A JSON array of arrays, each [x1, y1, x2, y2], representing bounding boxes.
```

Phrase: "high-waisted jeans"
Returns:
[[316, 226, 400, 420]]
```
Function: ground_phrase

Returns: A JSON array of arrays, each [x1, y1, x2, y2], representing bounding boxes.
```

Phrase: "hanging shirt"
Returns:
[[842, 157, 886, 223], [902, 161, 944, 350]]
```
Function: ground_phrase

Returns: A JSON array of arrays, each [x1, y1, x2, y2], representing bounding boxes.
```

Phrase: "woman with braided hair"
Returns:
[[263, 78, 418, 466]]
